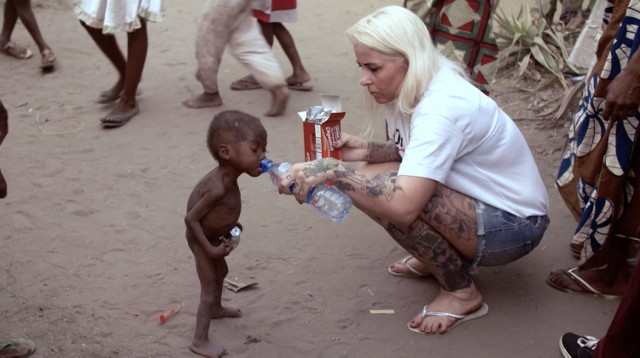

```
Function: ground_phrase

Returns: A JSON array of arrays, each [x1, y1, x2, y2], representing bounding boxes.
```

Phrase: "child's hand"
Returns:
[[209, 240, 233, 259]]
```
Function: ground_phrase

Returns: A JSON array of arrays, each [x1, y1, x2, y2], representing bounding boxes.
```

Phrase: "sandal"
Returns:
[[40, 48, 56, 72], [1, 42, 33, 60]]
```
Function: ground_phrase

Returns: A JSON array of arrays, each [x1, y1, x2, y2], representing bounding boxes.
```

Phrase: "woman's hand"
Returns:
[[276, 160, 333, 204], [334, 132, 369, 162]]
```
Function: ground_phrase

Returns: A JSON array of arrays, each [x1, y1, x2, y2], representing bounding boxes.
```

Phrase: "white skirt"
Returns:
[[75, 0, 164, 34]]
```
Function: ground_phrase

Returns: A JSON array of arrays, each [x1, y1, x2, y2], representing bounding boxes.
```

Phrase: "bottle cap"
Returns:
[[260, 159, 273, 173]]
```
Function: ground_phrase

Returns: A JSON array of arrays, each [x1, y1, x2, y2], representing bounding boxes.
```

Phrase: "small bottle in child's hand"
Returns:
[[158, 303, 183, 324]]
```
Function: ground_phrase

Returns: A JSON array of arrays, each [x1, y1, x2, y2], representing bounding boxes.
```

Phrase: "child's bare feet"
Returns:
[[190, 340, 227, 358], [100, 100, 139, 128], [264, 86, 289, 117], [407, 284, 484, 334], [183, 92, 223, 108], [211, 306, 241, 319]]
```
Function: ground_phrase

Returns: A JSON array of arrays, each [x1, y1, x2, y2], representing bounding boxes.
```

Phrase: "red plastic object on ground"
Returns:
[[158, 303, 182, 324]]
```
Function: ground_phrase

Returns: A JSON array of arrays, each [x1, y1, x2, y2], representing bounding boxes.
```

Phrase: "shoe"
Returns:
[[559, 332, 598, 358]]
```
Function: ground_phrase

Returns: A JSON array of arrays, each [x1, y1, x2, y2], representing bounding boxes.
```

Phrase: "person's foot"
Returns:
[[100, 100, 139, 128], [546, 267, 626, 299], [407, 284, 484, 334], [40, 48, 56, 73], [210, 305, 242, 319], [190, 339, 227, 358], [286, 73, 313, 91], [0, 41, 33, 60], [388, 255, 431, 277], [0, 338, 36, 358], [264, 86, 289, 117], [182, 92, 223, 109], [559, 332, 597, 358], [230, 75, 261, 90]]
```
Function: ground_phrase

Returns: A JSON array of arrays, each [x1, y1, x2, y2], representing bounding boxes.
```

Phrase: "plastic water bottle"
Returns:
[[260, 159, 352, 222]]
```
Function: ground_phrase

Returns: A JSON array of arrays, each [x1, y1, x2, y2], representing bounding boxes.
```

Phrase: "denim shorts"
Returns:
[[466, 200, 550, 273]]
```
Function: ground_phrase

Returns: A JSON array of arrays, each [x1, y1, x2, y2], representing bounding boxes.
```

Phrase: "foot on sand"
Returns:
[[546, 267, 624, 300], [0, 42, 33, 60], [183, 92, 223, 109], [190, 340, 227, 358], [40, 48, 56, 73], [210, 306, 242, 319], [230, 75, 261, 90], [264, 86, 289, 117], [407, 286, 486, 334], [100, 101, 139, 128], [0, 338, 36, 358], [388, 255, 431, 278], [286, 74, 313, 91]]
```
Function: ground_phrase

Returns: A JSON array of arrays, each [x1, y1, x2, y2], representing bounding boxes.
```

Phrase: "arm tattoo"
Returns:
[[366, 141, 402, 163], [332, 166, 401, 201], [303, 158, 340, 179]]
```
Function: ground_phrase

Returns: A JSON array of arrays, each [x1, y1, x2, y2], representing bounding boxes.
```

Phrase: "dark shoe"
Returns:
[[560, 332, 598, 358]]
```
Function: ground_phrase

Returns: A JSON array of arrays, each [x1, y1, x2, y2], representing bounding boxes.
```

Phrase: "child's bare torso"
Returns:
[[186, 170, 241, 243]]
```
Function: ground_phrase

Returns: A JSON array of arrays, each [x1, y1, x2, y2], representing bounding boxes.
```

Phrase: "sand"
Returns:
[[0, 0, 620, 357]]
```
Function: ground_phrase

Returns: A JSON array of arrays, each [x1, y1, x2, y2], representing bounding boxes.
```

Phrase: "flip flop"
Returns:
[[0, 338, 36, 357], [100, 105, 139, 128], [1, 42, 33, 60], [287, 82, 313, 91], [40, 49, 56, 72], [388, 255, 431, 278], [97, 88, 142, 104], [407, 303, 489, 334], [230, 75, 261, 90], [546, 267, 622, 300]]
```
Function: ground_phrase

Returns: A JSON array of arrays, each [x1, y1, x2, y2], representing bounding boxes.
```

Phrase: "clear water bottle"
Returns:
[[260, 159, 352, 222]]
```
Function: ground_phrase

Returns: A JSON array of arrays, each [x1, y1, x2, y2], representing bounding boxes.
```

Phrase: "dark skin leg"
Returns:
[[1, 0, 49, 52], [80, 21, 127, 101], [0, 100, 7, 199], [188, 237, 240, 358], [81, 19, 147, 125], [258, 21, 310, 86]]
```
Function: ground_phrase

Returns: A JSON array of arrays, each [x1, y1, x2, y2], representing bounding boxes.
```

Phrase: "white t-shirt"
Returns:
[[386, 66, 549, 218]]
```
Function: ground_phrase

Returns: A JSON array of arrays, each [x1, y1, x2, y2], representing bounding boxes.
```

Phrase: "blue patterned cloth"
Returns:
[[556, 0, 640, 263]]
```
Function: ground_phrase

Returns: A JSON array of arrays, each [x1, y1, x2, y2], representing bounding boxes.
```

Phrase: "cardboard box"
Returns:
[[299, 95, 345, 162]]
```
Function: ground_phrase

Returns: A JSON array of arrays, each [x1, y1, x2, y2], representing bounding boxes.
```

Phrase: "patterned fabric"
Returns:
[[403, 0, 499, 94], [556, 0, 640, 266], [251, 0, 297, 23]]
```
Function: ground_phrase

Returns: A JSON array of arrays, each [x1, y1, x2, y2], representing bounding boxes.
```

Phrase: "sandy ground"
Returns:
[[0, 0, 620, 357]]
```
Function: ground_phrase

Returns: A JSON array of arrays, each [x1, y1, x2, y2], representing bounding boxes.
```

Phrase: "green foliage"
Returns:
[[494, 3, 584, 89]]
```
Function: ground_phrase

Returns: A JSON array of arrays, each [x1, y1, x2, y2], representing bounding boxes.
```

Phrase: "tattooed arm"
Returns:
[[279, 158, 436, 226], [334, 132, 402, 163]]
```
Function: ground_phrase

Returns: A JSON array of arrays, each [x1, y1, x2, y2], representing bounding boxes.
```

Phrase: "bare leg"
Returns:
[[0, 0, 18, 47], [271, 23, 310, 85], [101, 19, 148, 126], [10, 0, 51, 53], [80, 21, 126, 102], [357, 172, 483, 334], [0, 167, 6, 198], [264, 85, 289, 117], [188, 240, 230, 358]]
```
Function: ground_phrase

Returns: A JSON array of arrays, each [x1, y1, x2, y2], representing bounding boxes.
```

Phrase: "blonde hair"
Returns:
[[345, 5, 468, 117]]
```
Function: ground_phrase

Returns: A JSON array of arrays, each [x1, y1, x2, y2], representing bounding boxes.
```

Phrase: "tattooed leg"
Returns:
[[383, 185, 484, 334]]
